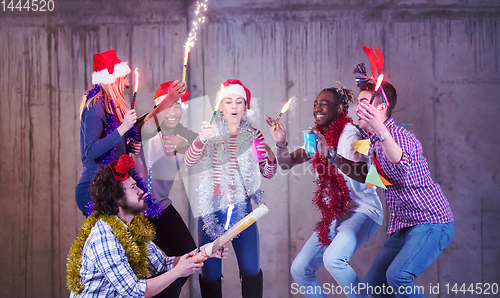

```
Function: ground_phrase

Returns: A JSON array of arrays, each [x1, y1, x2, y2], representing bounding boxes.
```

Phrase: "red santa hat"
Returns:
[[153, 81, 190, 109], [217, 79, 251, 110], [92, 50, 131, 85]]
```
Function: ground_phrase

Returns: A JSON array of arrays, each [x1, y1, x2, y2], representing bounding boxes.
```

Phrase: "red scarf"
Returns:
[[311, 112, 353, 246]]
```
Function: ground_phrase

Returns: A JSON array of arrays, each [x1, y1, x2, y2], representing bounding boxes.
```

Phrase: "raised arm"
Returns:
[[264, 115, 310, 169], [184, 121, 213, 167], [184, 138, 205, 167], [356, 102, 403, 164], [254, 129, 277, 179], [142, 81, 187, 135]]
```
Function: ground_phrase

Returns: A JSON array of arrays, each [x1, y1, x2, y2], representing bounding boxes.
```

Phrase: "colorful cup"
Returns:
[[303, 130, 318, 155], [251, 139, 266, 161]]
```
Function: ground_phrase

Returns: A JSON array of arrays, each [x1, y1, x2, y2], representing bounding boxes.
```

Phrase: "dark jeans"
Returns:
[[198, 200, 260, 282], [149, 204, 197, 298]]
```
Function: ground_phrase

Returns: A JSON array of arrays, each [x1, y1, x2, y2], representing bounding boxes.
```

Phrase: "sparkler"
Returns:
[[131, 67, 139, 109], [380, 86, 389, 106], [272, 97, 293, 130], [209, 83, 224, 124], [182, 0, 208, 82], [224, 194, 234, 231], [182, 43, 193, 83], [369, 74, 384, 105]]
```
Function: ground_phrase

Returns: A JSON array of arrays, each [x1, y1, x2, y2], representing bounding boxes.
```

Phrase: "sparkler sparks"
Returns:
[[182, 0, 208, 82]]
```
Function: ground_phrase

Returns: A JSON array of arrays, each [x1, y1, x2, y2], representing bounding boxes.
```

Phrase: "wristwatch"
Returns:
[[375, 130, 390, 142], [326, 148, 337, 163]]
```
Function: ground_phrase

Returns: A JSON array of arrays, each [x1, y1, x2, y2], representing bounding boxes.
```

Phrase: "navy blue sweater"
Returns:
[[78, 100, 127, 185]]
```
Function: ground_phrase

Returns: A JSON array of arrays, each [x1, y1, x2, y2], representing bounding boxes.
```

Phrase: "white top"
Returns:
[[337, 123, 383, 225]]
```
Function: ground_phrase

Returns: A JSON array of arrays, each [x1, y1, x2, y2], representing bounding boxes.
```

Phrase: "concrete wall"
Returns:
[[1, 0, 499, 297]]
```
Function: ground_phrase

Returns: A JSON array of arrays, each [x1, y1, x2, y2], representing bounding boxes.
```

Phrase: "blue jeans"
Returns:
[[198, 200, 260, 281], [291, 211, 380, 298], [362, 222, 455, 298]]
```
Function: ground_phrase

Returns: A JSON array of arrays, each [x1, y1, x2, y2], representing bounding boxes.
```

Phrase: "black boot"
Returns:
[[199, 274, 222, 298], [240, 270, 263, 298]]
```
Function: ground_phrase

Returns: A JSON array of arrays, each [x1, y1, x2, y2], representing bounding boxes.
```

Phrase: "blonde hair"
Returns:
[[79, 77, 128, 122]]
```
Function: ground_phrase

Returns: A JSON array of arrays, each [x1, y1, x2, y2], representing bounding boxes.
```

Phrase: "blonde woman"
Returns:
[[185, 79, 276, 298], [76, 50, 185, 216]]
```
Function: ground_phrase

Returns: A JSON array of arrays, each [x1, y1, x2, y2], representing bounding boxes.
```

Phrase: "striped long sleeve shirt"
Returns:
[[185, 129, 277, 196]]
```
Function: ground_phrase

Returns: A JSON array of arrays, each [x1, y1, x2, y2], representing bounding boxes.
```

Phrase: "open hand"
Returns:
[[168, 80, 187, 100], [356, 102, 387, 135], [264, 115, 287, 147]]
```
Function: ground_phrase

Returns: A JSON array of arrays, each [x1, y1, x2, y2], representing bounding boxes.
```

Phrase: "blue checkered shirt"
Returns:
[[361, 117, 454, 234], [70, 219, 175, 297]]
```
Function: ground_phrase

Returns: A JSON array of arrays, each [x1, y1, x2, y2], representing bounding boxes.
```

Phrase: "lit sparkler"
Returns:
[[273, 97, 294, 130], [369, 74, 384, 105], [224, 203, 234, 231], [182, 0, 208, 82], [209, 83, 224, 124], [131, 67, 139, 109]]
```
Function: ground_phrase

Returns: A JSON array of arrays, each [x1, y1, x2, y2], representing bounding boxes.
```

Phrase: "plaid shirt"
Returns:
[[70, 219, 175, 298], [362, 117, 453, 234]]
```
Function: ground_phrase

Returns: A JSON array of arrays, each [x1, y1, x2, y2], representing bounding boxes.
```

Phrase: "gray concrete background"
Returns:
[[1, 0, 499, 297]]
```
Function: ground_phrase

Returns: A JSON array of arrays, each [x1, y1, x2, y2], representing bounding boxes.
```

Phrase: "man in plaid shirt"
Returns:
[[355, 82, 454, 298], [69, 155, 212, 298]]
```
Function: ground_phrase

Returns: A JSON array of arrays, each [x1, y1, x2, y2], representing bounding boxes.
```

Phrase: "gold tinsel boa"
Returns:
[[66, 213, 155, 294]]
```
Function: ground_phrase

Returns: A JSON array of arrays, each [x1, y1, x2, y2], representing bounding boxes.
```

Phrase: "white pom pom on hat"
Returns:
[[92, 50, 131, 85]]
